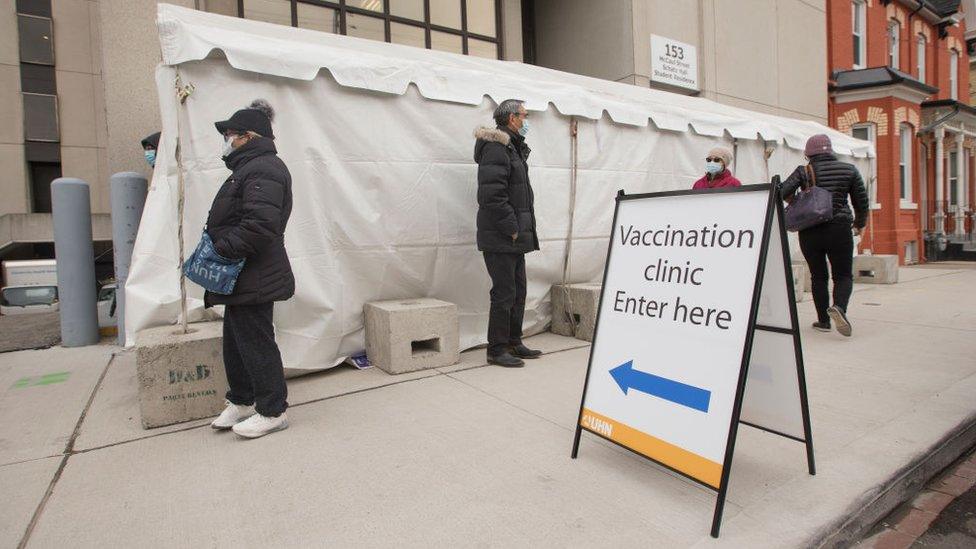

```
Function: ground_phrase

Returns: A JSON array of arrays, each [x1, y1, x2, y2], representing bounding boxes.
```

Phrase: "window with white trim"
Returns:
[[916, 34, 926, 82], [851, 123, 878, 206], [950, 49, 959, 100], [899, 123, 912, 202], [949, 150, 959, 207], [853, 1, 867, 69], [888, 19, 900, 69]]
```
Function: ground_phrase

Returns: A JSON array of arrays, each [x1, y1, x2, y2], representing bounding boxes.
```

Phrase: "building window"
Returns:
[[950, 49, 959, 100], [17, 14, 54, 65], [888, 20, 900, 70], [916, 34, 926, 82], [234, 0, 501, 58], [22, 93, 59, 143], [852, 0, 866, 69], [949, 150, 958, 207], [899, 124, 912, 202], [851, 123, 878, 206]]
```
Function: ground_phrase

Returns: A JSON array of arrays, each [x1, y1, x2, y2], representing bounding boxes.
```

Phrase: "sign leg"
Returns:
[[571, 425, 583, 459], [710, 490, 728, 538], [805, 439, 817, 475]]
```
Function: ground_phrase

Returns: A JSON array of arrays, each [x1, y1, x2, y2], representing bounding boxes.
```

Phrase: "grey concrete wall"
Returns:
[[532, 0, 635, 83], [0, 0, 27, 216], [631, 0, 828, 122], [97, 0, 194, 197], [54, 0, 110, 213]]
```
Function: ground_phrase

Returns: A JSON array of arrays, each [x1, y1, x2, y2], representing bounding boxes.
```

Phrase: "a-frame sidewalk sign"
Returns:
[[571, 183, 816, 538]]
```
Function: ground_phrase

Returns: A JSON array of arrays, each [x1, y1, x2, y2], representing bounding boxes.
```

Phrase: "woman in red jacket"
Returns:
[[692, 147, 741, 190]]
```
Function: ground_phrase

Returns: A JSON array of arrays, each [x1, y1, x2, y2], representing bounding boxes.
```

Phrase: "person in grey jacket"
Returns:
[[781, 134, 869, 337], [473, 99, 542, 367]]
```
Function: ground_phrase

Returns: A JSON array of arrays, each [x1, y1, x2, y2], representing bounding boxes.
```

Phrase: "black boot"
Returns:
[[510, 344, 542, 359], [488, 352, 525, 368], [812, 321, 831, 332]]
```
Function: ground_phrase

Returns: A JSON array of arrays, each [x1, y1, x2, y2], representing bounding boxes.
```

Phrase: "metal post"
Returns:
[[110, 172, 148, 346], [52, 178, 100, 347]]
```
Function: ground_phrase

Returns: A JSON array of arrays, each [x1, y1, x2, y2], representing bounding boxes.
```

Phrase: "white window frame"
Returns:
[[949, 150, 959, 210], [916, 34, 926, 82], [851, 123, 881, 209], [888, 19, 900, 69], [899, 123, 915, 207], [950, 49, 959, 100], [853, 1, 867, 69]]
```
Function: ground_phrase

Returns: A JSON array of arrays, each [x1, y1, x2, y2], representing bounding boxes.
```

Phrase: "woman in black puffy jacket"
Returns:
[[781, 134, 869, 337]]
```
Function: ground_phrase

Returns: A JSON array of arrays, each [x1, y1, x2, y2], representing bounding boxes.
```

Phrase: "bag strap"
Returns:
[[804, 164, 817, 189]]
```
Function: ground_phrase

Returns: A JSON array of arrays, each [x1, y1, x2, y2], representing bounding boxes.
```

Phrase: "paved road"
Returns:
[[913, 482, 976, 548]]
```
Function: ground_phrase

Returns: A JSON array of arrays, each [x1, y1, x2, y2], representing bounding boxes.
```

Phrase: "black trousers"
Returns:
[[798, 222, 854, 324], [223, 302, 288, 417], [483, 252, 527, 356]]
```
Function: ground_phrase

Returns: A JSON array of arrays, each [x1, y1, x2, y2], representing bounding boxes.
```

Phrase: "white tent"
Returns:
[[126, 5, 874, 369]]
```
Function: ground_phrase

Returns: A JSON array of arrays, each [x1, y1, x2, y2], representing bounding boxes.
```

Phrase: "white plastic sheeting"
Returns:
[[125, 6, 873, 369]]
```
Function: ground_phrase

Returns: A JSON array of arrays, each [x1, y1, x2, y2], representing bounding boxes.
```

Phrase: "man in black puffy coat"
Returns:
[[474, 99, 542, 367], [205, 100, 295, 438], [781, 134, 869, 337]]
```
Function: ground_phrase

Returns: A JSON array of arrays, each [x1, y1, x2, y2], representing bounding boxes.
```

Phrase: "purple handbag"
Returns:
[[784, 165, 833, 232]]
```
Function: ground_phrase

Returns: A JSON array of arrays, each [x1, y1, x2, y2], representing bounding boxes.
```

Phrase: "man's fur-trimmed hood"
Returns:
[[473, 126, 510, 146]]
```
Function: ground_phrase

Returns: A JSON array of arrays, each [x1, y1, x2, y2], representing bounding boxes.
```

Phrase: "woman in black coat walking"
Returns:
[[206, 99, 295, 438], [781, 134, 869, 337]]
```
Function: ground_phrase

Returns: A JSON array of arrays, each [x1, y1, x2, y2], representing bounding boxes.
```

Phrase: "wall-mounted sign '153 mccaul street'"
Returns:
[[571, 184, 816, 538], [650, 34, 699, 92]]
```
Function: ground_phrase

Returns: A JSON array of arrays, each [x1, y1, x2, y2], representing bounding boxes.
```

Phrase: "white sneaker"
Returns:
[[211, 401, 256, 430], [232, 412, 289, 439]]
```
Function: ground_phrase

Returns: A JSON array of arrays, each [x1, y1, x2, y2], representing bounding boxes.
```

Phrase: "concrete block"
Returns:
[[854, 254, 899, 284], [551, 283, 601, 342], [364, 298, 459, 375], [793, 260, 812, 292], [135, 321, 229, 429], [791, 264, 806, 303]]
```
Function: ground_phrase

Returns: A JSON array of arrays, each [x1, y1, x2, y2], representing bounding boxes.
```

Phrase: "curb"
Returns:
[[812, 411, 976, 549]]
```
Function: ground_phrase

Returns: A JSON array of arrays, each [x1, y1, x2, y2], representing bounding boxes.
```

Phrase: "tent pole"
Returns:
[[560, 117, 580, 333], [174, 71, 195, 335]]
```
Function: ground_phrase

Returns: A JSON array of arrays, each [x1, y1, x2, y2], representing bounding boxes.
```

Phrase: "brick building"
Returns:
[[828, 0, 973, 264]]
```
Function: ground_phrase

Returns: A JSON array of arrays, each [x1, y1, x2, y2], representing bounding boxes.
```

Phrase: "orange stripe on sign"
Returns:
[[580, 408, 723, 488]]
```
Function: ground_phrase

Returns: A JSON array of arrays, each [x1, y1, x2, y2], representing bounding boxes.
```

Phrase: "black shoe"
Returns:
[[510, 344, 542, 359], [812, 321, 831, 332], [488, 352, 525, 368], [827, 306, 852, 337]]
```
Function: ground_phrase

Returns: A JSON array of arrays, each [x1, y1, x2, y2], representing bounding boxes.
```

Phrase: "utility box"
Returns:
[[364, 298, 459, 374], [854, 255, 899, 284], [136, 321, 229, 429], [792, 260, 812, 293], [551, 283, 601, 342]]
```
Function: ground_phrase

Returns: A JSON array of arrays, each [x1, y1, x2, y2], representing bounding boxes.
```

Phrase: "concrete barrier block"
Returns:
[[365, 298, 459, 374], [793, 260, 812, 293], [854, 254, 899, 284], [791, 264, 806, 302], [135, 321, 229, 429], [551, 283, 601, 342]]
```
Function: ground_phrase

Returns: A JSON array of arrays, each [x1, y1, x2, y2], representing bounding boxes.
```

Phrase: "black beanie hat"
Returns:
[[215, 99, 275, 139], [140, 131, 161, 149]]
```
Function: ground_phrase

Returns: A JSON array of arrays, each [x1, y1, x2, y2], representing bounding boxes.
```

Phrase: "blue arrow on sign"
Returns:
[[609, 360, 712, 413]]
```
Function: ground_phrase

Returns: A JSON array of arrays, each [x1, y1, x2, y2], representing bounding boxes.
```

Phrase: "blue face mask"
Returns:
[[144, 150, 156, 168], [705, 160, 723, 175], [518, 119, 529, 137]]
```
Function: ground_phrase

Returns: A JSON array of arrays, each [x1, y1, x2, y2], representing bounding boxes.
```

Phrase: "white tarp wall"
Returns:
[[126, 6, 873, 369]]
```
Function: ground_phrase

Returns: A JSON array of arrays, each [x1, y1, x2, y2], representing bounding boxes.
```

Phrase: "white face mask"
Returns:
[[221, 135, 236, 157]]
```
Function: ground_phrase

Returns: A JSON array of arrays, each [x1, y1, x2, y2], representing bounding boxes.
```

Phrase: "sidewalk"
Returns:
[[1, 265, 975, 548]]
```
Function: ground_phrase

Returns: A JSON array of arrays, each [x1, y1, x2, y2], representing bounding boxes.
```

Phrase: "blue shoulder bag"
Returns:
[[183, 230, 245, 295]]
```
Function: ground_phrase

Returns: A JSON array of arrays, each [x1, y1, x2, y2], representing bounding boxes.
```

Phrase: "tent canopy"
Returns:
[[157, 5, 872, 157]]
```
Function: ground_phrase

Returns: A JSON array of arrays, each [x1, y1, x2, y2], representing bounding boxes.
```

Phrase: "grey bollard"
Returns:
[[52, 178, 100, 347], [110, 172, 148, 345]]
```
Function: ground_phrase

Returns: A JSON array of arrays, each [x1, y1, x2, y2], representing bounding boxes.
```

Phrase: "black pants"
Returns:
[[799, 222, 854, 324], [483, 252, 527, 356], [223, 302, 288, 417]]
